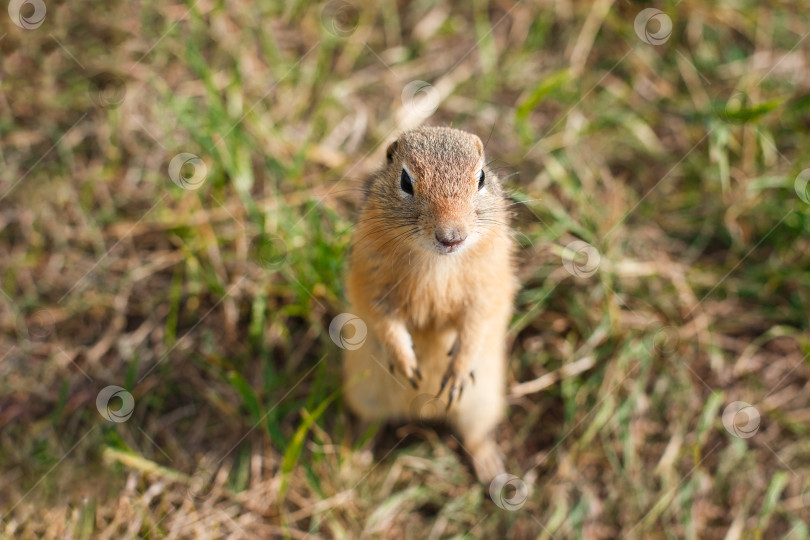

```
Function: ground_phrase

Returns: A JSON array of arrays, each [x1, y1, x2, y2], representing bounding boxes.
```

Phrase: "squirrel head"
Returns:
[[365, 126, 506, 256]]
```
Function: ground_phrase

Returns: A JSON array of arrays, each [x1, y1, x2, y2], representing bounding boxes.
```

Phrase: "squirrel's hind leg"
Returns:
[[446, 342, 507, 484], [342, 336, 407, 421]]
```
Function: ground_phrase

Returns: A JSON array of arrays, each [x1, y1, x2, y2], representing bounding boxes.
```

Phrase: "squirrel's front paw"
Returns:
[[388, 352, 423, 390], [438, 361, 475, 410]]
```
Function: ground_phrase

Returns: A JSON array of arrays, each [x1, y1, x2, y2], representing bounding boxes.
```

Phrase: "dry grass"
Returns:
[[1, 0, 810, 538]]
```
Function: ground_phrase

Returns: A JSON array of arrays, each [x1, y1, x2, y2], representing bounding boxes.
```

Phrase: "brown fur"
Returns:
[[342, 126, 518, 482]]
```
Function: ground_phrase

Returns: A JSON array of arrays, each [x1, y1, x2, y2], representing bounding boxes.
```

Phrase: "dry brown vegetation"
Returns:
[[1, 0, 810, 538]]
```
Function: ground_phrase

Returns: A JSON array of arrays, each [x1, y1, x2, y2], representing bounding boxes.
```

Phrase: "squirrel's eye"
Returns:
[[478, 169, 485, 190], [400, 169, 414, 195]]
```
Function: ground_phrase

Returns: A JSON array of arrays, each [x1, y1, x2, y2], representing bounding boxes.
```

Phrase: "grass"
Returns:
[[1, 0, 810, 538]]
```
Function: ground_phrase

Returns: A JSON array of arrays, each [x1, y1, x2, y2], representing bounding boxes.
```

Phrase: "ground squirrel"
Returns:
[[342, 126, 518, 483]]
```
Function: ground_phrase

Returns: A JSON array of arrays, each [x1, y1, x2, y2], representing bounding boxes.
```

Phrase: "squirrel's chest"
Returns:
[[398, 263, 467, 328]]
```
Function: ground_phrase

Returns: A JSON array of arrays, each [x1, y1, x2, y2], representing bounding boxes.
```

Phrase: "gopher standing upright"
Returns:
[[342, 126, 518, 482]]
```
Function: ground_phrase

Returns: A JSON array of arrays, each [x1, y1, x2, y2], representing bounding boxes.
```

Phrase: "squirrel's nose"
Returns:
[[435, 230, 467, 248]]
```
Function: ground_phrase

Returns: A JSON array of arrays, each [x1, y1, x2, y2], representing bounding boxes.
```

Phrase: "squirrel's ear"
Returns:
[[386, 140, 398, 163], [474, 136, 484, 156]]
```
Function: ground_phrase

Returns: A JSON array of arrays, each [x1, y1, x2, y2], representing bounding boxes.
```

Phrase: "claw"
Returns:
[[414, 366, 423, 382], [469, 369, 476, 385], [438, 374, 449, 397], [409, 376, 419, 390], [446, 385, 457, 410], [448, 339, 459, 357], [388, 363, 394, 375]]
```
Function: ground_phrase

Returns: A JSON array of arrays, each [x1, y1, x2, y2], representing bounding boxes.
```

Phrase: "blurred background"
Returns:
[[1, 0, 810, 537]]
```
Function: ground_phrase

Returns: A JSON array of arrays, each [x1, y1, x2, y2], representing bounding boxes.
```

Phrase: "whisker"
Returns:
[[498, 172, 521, 182], [503, 197, 544, 208]]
